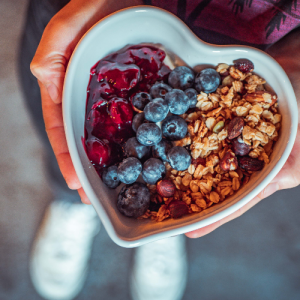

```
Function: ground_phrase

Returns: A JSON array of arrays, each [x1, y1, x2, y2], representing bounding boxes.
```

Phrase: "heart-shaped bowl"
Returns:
[[63, 6, 297, 248]]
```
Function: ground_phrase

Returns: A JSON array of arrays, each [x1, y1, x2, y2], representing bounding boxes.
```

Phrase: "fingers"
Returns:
[[185, 181, 279, 239], [268, 132, 300, 191], [30, 3, 87, 104], [256, 182, 279, 201], [185, 219, 223, 238], [185, 207, 244, 239], [40, 82, 81, 190], [31, 55, 66, 104], [78, 188, 91, 205]]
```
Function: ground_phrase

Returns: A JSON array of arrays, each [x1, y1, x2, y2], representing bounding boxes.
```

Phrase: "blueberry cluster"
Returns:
[[102, 65, 221, 218]]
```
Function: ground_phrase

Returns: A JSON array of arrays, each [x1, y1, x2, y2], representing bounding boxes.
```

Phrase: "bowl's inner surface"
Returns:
[[65, 7, 294, 245]]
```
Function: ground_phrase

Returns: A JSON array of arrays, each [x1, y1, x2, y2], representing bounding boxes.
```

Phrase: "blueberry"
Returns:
[[165, 89, 189, 115], [117, 182, 150, 218], [144, 98, 169, 123], [185, 88, 198, 108], [142, 158, 166, 185], [124, 137, 151, 162], [117, 157, 142, 184], [161, 115, 188, 141], [136, 123, 162, 146], [132, 112, 145, 132], [194, 68, 221, 93], [168, 66, 195, 90], [132, 92, 152, 111], [150, 82, 172, 99], [167, 146, 191, 171], [152, 139, 173, 162], [102, 165, 120, 189]]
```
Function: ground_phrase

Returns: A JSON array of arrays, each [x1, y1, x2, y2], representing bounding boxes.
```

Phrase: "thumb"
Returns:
[[29, 5, 83, 104]]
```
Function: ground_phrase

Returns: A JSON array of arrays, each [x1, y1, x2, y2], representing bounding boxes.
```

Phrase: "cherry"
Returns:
[[86, 137, 111, 167], [130, 47, 164, 81], [108, 97, 133, 126], [104, 49, 135, 65], [86, 102, 106, 128], [97, 61, 140, 92], [86, 101, 117, 141], [86, 98, 134, 144], [98, 81, 115, 99], [108, 98, 135, 143]]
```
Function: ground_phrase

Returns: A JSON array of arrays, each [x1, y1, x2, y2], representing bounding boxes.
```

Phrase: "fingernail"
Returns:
[[45, 82, 60, 103]]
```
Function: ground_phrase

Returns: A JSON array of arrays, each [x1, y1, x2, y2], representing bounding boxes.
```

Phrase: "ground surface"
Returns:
[[0, 1, 299, 299]]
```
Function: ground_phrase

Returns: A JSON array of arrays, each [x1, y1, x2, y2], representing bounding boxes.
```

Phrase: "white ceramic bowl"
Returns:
[[63, 6, 297, 248]]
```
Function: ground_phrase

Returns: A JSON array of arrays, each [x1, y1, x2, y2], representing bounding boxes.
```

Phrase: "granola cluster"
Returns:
[[140, 63, 281, 222]]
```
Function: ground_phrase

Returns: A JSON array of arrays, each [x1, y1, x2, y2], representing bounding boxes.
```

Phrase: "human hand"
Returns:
[[30, 0, 142, 204], [186, 30, 300, 238]]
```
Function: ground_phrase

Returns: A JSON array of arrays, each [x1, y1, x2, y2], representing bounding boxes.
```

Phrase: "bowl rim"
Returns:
[[63, 5, 298, 247]]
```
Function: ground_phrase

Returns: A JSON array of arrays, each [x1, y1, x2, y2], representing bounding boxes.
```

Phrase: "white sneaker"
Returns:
[[130, 235, 188, 300], [30, 201, 100, 300]]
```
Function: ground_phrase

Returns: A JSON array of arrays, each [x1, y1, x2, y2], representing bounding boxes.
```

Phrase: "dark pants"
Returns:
[[18, 0, 80, 203]]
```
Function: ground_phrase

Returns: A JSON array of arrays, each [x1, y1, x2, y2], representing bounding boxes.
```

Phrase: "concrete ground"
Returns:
[[0, 0, 300, 300]]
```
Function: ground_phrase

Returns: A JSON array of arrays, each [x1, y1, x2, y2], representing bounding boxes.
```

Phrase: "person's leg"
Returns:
[[130, 235, 188, 300], [18, 1, 100, 299]]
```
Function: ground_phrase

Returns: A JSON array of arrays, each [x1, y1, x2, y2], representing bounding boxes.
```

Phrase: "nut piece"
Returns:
[[213, 121, 225, 133], [244, 91, 277, 106], [238, 156, 264, 171], [156, 180, 176, 198], [220, 151, 238, 172], [168, 201, 189, 218], [231, 136, 251, 156], [228, 117, 244, 140]]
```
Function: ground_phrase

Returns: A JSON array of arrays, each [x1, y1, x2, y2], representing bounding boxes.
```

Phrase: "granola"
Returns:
[[141, 61, 281, 222]]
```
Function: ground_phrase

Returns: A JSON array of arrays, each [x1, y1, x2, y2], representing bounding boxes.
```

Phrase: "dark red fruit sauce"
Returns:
[[85, 45, 171, 172]]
